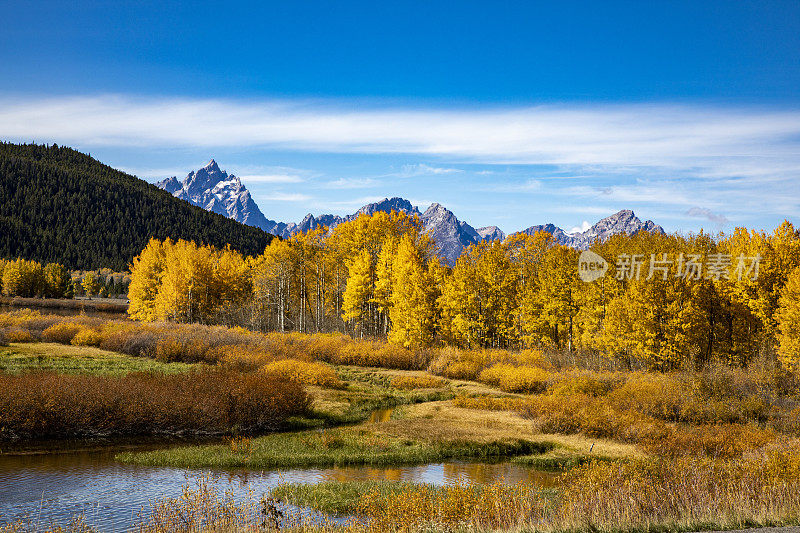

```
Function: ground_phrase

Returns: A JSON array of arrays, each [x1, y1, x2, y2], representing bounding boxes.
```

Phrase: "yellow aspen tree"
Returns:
[[776, 265, 800, 369], [388, 234, 435, 347], [152, 240, 191, 321], [128, 238, 168, 321], [215, 246, 250, 315], [527, 245, 583, 351], [438, 245, 483, 347], [43, 262, 71, 298], [1, 259, 22, 297], [251, 238, 294, 332], [342, 249, 374, 336], [374, 237, 398, 335], [82, 271, 100, 298], [0, 259, 6, 294]]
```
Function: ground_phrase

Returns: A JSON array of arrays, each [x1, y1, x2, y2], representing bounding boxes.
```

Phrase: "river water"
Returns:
[[0, 446, 558, 532]]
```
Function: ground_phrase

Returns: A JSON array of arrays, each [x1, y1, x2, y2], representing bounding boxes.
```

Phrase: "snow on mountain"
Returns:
[[516, 210, 664, 249], [156, 160, 664, 264], [476, 226, 506, 242], [156, 160, 279, 231]]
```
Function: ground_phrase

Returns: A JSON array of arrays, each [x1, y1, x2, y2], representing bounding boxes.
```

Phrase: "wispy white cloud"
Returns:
[[4, 94, 800, 231], [686, 207, 729, 225], [239, 173, 303, 184], [569, 220, 592, 234], [321, 177, 378, 189], [4, 95, 797, 184], [401, 163, 463, 176], [257, 192, 312, 202], [480, 178, 541, 193]]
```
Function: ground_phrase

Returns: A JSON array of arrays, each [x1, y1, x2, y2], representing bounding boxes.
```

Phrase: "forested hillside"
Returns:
[[0, 143, 274, 270]]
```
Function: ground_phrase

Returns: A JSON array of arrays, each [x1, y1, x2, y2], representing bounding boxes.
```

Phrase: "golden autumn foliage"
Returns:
[[477, 364, 552, 393], [123, 212, 800, 374], [262, 359, 342, 388], [777, 265, 800, 369]]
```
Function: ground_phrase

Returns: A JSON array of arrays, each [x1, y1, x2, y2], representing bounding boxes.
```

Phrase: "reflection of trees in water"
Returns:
[[321, 466, 405, 482], [317, 462, 559, 486], [442, 463, 559, 487]]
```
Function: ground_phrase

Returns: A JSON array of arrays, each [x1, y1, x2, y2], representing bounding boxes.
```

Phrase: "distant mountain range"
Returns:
[[158, 161, 665, 264]]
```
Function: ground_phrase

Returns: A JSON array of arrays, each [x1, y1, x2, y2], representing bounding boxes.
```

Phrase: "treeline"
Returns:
[[0, 258, 129, 298], [127, 211, 800, 371], [0, 142, 274, 270]]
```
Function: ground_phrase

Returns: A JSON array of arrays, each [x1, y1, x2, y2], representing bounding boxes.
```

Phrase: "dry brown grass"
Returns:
[[0, 369, 309, 440]]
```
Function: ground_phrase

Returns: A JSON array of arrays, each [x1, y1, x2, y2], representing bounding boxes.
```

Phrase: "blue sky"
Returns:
[[1, 0, 800, 234]]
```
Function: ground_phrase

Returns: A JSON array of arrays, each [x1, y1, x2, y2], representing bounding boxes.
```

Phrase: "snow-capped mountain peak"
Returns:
[[156, 160, 276, 230], [156, 161, 666, 264]]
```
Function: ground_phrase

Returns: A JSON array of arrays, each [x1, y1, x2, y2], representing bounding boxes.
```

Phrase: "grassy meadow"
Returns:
[[4, 308, 800, 531]]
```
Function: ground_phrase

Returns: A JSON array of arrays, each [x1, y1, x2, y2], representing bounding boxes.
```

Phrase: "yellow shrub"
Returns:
[[514, 348, 552, 369], [391, 375, 447, 389], [71, 328, 102, 347], [3, 327, 34, 343], [262, 359, 342, 388], [453, 395, 527, 411], [608, 372, 701, 422], [358, 481, 542, 531], [41, 322, 82, 344], [549, 371, 624, 397], [214, 344, 284, 370], [478, 364, 551, 393]]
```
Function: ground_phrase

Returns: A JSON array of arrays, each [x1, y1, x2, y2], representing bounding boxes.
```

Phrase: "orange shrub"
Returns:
[[0, 369, 309, 440], [607, 372, 699, 422], [643, 424, 778, 458], [262, 359, 342, 388], [214, 344, 285, 370], [358, 481, 543, 531], [549, 370, 624, 397]]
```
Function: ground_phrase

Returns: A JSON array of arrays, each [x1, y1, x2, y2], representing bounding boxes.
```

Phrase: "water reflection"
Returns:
[[0, 447, 558, 532], [367, 408, 394, 423]]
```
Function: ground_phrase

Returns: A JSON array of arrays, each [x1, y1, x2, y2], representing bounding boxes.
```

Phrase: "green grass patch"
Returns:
[[302, 367, 455, 428], [116, 428, 554, 468], [0, 343, 195, 376], [270, 480, 418, 515]]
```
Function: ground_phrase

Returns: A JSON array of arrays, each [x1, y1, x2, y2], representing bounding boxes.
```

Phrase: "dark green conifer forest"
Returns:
[[0, 143, 273, 270]]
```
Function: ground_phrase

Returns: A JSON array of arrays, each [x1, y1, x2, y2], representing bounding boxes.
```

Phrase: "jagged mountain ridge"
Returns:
[[157, 161, 664, 264], [517, 211, 664, 249], [156, 160, 277, 231]]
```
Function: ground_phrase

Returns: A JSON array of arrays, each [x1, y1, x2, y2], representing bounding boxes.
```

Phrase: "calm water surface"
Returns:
[[0, 446, 558, 532]]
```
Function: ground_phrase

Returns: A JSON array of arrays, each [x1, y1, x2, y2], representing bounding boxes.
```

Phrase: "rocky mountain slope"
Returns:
[[517, 210, 664, 249], [157, 161, 664, 264], [156, 160, 278, 231]]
